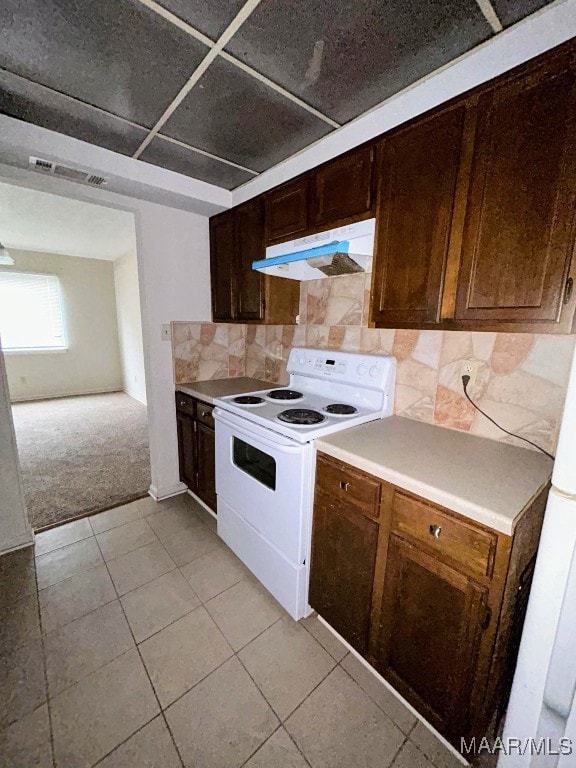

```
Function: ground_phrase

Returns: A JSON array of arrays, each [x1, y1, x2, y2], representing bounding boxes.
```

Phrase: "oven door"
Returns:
[[214, 408, 313, 565]]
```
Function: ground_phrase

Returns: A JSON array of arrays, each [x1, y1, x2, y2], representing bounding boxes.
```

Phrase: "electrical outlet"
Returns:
[[161, 324, 172, 342], [459, 359, 481, 388]]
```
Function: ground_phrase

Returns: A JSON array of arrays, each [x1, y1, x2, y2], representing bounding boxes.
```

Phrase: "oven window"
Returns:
[[233, 437, 276, 490]]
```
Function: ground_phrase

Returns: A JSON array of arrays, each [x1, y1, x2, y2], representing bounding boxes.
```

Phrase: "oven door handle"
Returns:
[[214, 408, 304, 454]]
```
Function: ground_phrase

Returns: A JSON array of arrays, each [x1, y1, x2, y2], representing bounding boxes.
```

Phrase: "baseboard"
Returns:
[[0, 529, 34, 556], [148, 482, 187, 501], [123, 389, 147, 405], [10, 387, 123, 403], [187, 489, 217, 520], [315, 615, 469, 765]]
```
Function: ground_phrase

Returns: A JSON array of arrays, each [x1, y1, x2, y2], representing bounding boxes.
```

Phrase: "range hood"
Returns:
[[252, 218, 376, 281]]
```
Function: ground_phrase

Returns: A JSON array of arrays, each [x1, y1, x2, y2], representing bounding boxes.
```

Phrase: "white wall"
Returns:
[[134, 201, 211, 499], [2, 249, 123, 401], [113, 249, 146, 404], [0, 336, 32, 554]]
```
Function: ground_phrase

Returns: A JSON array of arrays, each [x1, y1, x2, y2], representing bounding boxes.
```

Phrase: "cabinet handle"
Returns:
[[429, 524, 442, 539], [179, 400, 187, 407], [201, 410, 213, 419], [340, 481, 350, 491]]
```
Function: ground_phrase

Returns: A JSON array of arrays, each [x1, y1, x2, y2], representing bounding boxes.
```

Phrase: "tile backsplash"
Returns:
[[172, 273, 575, 452]]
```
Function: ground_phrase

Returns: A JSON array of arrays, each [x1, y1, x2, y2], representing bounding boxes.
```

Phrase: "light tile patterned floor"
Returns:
[[0, 493, 465, 768]]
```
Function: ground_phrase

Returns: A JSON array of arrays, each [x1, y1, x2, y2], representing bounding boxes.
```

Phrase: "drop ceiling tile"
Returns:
[[224, 0, 493, 124], [491, 0, 553, 27], [156, 0, 246, 40], [140, 137, 256, 189], [0, 0, 208, 128], [162, 57, 333, 172], [0, 69, 148, 156]]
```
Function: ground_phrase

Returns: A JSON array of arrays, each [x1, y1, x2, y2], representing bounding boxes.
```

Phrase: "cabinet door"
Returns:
[[264, 178, 309, 242], [371, 106, 465, 326], [373, 534, 488, 744], [454, 65, 576, 323], [196, 422, 216, 511], [312, 146, 373, 228], [176, 412, 197, 492], [209, 212, 236, 322], [309, 492, 379, 655], [235, 198, 264, 322]]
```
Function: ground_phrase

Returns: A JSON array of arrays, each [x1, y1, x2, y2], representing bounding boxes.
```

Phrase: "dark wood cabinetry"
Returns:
[[371, 106, 465, 326], [175, 393, 216, 512], [312, 146, 374, 229], [210, 202, 299, 324], [209, 213, 236, 323], [310, 452, 548, 753], [453, 64, 576, 327], [374, 535, 488, 742], [264, 178, 310, 243], [309, 490, 379, 655], [369, 43, 576, 333], [209, 42, 576, 333]]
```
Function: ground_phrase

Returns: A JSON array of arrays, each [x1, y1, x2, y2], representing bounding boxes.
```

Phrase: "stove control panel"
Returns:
[[287, 347, 395, 389]]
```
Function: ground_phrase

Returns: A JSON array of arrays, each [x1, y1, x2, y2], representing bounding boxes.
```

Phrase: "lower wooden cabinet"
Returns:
[[309, 491, 379, 655], [175, 393, 216, 512], [310, 453, 548, 752]]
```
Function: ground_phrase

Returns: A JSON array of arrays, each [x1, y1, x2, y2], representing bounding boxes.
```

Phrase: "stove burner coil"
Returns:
[[267, 389, 303, 401], [324, 403, 358, 415], [233, 395, 265, 405], [277, 408, 326, 425]]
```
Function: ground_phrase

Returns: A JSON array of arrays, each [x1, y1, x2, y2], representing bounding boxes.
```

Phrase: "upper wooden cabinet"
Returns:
[[369, 42, 576, 333], [453, 63, 576, 326], [209, 213, 236, 323], [235, 199, 265, 322], [371, 106, 465, 326], [209, 202, 299, 324], [312, 146, 374, 228], [264, 178, 309, 243]]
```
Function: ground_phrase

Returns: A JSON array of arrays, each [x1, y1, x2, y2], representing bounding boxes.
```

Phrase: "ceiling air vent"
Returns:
[[29, 156, 108, 187]]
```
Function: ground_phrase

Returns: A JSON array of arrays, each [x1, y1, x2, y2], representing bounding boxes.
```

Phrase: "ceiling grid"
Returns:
[[0, 0, 554, 189]]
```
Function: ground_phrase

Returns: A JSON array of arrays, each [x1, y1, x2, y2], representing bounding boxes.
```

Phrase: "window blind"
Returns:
[[0, 272, 66, 351]]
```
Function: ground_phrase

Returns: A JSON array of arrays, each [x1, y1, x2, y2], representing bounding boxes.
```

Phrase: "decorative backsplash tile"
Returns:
[[172, 273, 575, 452]]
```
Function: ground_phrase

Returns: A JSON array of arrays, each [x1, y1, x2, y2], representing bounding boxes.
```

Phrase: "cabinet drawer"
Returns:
[[391, 492, 497, 581], [175, 392, 196, 418], [316, 455, 380, 518], [197, 401, 215, 428]]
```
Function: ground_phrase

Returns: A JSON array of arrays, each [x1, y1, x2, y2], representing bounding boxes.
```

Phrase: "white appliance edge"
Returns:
[[500, 349, 576, 766]]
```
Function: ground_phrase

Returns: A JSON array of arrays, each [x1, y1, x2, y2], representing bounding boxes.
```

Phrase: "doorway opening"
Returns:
[[0, 180, 151, 531]]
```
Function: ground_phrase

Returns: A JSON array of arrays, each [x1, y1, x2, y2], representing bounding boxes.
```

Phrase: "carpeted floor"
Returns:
[[11, 392, 151, 531]]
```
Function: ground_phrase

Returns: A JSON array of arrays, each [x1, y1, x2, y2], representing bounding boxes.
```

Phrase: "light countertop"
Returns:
[[176, 377, 273, 405], [316, 416, 552, 535]]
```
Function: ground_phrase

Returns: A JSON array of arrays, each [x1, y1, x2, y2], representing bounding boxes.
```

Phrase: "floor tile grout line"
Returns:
[[336, 657, 413, 736], [91, 528, 187, 768], [31, 550, 57, 768], [237, 723, 284, 768]]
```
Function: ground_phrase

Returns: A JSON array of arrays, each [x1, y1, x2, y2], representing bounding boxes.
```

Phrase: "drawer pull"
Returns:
[[429, 524, 442, 539], [340, 481, 350, 491], [179, 400, 187, 407], [201, 410, 213, 419]]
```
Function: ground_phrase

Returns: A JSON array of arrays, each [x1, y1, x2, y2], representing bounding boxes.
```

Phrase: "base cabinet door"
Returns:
[[373, 535, 488, 744], [196, 422, 216, 512], [176, 412, 197, 492], [309, 492, 379, 655]]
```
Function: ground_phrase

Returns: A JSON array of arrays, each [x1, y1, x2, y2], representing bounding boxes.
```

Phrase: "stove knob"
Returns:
[[356, 363, 368, 376], [369, 365, 381, 379], [299, 356, 306, 365]]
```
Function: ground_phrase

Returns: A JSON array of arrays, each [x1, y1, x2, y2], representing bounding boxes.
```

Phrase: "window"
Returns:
[[0, 272, 66, 351]]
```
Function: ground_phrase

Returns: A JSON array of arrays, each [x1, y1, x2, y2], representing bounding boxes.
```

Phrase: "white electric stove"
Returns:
[[213, 347, 396, 619]]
